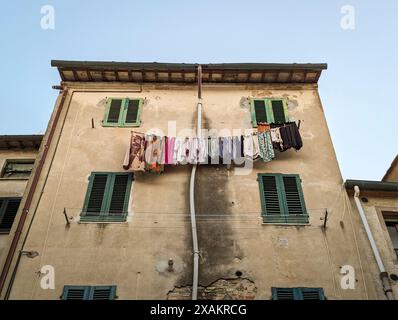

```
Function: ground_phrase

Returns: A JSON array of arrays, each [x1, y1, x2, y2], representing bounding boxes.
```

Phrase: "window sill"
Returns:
[[262, 215, 309, 225], [102, 124, 141, 128], [261, 222, 309, 226], [79, 214, 127, 223], [0, 177, 30, 181]]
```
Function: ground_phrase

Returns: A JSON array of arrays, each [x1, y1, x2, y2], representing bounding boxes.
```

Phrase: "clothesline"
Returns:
[[123, 122, 303, 173]]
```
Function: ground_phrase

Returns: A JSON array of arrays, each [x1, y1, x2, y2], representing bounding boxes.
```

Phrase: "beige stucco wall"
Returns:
[[3, 82, 387, 300], [384, 159, 398, 182], [347, 191, 398, 298], [0, 149, 38, 267]]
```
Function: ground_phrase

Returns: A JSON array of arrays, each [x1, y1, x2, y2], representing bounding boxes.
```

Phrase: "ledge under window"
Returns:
[[79, 213, 127, 223], [262, 214, 309, 225]]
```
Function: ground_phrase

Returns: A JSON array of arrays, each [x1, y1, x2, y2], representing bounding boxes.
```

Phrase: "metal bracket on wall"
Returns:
[[63, 208, 71, 225], [322, 209, 328, 229]]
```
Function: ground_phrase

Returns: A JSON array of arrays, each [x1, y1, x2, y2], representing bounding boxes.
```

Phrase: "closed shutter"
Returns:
[[62, 286, 90, 300], [0, 198, 21, 232], [272, 288, 296, 300], [272, 288, 325, 300], [301, 288, 325, 300], [271, 100, 287, 123], [81, 173, 132, 222], [258, 174, 308, 224], [124, 99, 140, 125], [85, 174, 109, 216], [106, 99, 123, 124], [260, 175, 283, 217], [108, 174, 129, 216], [254, 100, 268, 124], [91, 286, 116, 300], [282, 176, 306, 216]]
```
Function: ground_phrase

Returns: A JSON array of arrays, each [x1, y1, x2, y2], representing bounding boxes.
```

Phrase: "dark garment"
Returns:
[[278, 122, 303, 151]]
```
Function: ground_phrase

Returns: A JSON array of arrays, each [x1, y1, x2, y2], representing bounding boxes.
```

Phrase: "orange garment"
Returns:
[[257, 123, 271, 133]]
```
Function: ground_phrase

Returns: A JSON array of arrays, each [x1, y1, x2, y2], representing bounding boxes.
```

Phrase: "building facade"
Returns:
[[0, 135, 42, 278], [344, 155, 398, 301], [0, 61, 396, 300]]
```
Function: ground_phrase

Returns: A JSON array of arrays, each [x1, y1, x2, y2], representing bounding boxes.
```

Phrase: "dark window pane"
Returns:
[[125, 100, 140, 124], [107, 99, 122, 123], [271, 100, 286, 123], [0, 198, 21, 232], [254, 100, 267, 123], [262, 175, 281, 215], [108, 175, 129, 216], [86, 174, 108, 215]]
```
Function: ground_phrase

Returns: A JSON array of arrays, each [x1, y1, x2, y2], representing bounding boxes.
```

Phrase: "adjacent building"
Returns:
[[0, 61, 396, 300], [344, 155, 398, 300], [0, 135, 42, 275]]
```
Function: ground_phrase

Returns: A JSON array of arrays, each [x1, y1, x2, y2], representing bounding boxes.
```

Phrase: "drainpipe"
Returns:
[[189, 65, 202, 300], [353, 185, 395, 300], [0, 89, 68, 297]]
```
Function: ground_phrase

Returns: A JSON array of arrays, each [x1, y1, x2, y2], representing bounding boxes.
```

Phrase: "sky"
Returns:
[[0, 0, 397, 180]]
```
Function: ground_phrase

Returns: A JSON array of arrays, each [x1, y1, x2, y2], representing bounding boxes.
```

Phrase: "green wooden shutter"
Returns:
[[0, 198, 21, 233], [62, 286, 91, 300], [300, 288, 325, 300], [107, 174, 131, 216], [271, 288, 296, 300], [258, 175, 284, 219], [103, 99, 123, 126], [281, 175, 308, 224], [81, 173, 132, 222], [83, 173, 110, 216], [258, 174, 308, 224], [272, 287, 325, 300], [251, 98, 288, 127], [90, 286, 116, 300], [254, 100, 268, 124], [123, 99, 142, 126], [270, 100, 289, 123]]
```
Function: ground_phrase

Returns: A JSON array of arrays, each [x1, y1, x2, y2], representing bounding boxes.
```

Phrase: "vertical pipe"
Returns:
[[353, 186, 395, 300], [189, 65, 202, 300]]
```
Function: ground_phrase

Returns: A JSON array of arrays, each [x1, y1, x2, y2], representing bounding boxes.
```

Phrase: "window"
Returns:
[[382, 212, 398, 258], [258, 173, 308, 224], [250, 98, 289, 127], [0, 198, 21, 233], [62, 285, 116, 300], [103, 98, 143, 127], [1, 159, 35, 179], [272, 287, 325, 300], [81, 172, 133, 222]]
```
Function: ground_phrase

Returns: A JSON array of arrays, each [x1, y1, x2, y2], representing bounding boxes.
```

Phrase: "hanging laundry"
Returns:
[[278, 122, 303, 151], [144, 134, 164, 173], [220, 136, 233, 164], [160, 136, 166, 165], [165, 137, 176, 164], [257, 123, 275, 162], [232, 136, 245, 165], [123, 131, 146, 172], [175, 137, 191, 164], [197, 137, 208, 164], [243, 133, 260, 160], [188, 137, 199, 164], [208, 136, 220, 164], [270, 127, 283, 150]]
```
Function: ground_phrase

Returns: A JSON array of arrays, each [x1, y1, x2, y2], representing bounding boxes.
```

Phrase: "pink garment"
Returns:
[[166, 137, 176, 164]]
